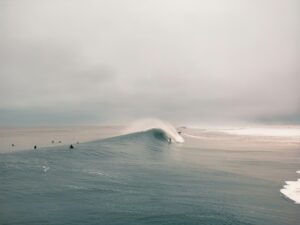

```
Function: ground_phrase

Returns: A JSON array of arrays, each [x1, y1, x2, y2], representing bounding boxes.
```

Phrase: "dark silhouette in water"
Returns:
[[11, 144, 15, 147], [51, 140, 54, 144], [34, 145, 37, 149], [69, 145, 74, 149], [58, 141, 62, 143]]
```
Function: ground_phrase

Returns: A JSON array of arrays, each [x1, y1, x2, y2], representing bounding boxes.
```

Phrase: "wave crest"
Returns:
[[123, 119, 184, 143]]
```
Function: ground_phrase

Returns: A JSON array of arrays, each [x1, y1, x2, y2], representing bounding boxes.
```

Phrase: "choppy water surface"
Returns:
[[1, 129, 299, 225]]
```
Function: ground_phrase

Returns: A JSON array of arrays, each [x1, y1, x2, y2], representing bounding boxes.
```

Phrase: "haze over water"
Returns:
[[1, 0, 299, 125], [1, 0, 300, 224]]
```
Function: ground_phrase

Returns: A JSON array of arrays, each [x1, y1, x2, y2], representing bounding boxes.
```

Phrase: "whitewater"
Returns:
[[123, 118, 184, 143], [280, 171, 300, 204]]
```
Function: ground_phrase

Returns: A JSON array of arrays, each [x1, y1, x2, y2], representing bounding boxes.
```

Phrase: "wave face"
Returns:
[[280, 171, 300, 204], [123, 118, 184, 143]]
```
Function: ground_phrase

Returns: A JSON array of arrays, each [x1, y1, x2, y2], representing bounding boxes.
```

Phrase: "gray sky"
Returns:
[[1, 0, 299, 125]]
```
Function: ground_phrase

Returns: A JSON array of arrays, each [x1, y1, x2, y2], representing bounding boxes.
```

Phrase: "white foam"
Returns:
[[42, 166, 50, 173], [280, 171, 300, 204], [124, 118, 184, 143], [84, 169, 104, 176], [182, 133, 206, 139], [218, 127, 300, 137]]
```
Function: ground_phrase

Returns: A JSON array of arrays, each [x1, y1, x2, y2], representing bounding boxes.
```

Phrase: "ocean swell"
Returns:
[[123, 119, 184, 143]]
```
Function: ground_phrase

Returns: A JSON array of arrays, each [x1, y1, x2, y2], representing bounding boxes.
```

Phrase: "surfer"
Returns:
[[69, 144, 74, 149], [34, 145, 37, 149], [168, 138, 172, 144]]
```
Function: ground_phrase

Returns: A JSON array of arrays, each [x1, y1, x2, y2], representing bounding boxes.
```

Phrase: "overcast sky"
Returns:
[[0, 0, 299, 125]]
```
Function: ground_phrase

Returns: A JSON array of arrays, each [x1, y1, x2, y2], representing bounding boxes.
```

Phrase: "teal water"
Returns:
[[0, 130, 299, 225]]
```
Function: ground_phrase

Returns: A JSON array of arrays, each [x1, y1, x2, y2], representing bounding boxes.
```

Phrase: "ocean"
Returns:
[[1, 121, 299, 225]]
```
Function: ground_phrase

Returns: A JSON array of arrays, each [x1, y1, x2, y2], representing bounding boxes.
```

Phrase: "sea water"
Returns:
[[0, 125, 299, 225]]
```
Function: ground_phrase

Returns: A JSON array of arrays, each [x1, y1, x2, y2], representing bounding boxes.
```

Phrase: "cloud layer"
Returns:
[[1, 0, 299, 125]]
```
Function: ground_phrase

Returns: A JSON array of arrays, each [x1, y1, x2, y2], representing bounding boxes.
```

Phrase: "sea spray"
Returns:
[[123, 118, 184, 143]]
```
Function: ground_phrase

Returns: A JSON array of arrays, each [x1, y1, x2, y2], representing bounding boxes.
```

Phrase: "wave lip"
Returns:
[[280, 171, 300, 204], [123, 118, 184, 143]]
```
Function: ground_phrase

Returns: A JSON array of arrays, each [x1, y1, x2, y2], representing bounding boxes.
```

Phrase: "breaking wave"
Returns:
[[123, 118, 184, 143]]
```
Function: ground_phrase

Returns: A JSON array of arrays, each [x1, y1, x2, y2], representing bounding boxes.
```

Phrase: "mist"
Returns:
[[1, 0, 299, 125]]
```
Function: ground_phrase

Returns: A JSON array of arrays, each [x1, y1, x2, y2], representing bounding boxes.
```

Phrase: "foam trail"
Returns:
[[219, 127, 300, 137], [42, 166, 50, 173], [280, 171, 300, 204], [124, 118, 184, 143], [182, 133, 206, 139]]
